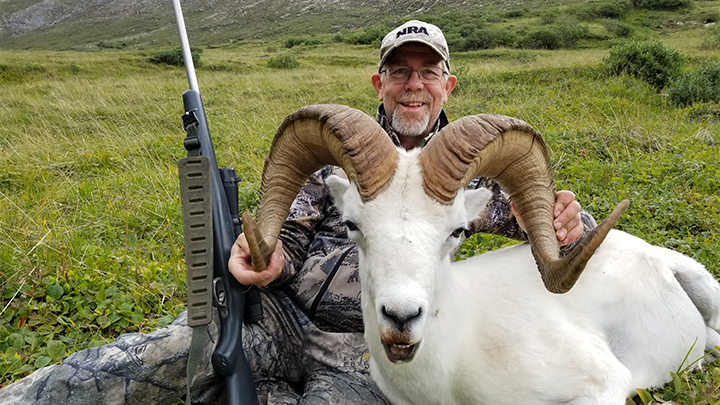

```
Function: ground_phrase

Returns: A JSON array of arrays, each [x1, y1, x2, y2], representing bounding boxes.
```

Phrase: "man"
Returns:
[[228, 19, 595, 403], [0, 20, 594, 405]]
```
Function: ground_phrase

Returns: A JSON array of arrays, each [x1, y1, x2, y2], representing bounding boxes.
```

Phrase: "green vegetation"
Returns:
[[701, 26, 720, 50], [284, 37, 324, 48], [668, 61, 720, 106], [633, 0, 691, 10], [603, 40, 685, 89], [1, 0, 719, 402], [267, 53, 300, 69], [149, 47, 203, 67], [334, 26, 390, 46]]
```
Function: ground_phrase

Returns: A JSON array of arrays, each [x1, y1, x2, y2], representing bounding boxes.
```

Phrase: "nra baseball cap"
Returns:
[[378, 20, 450, 72]]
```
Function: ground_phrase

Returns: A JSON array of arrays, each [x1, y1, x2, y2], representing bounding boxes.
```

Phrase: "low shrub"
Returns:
[[556, 23, 589, 47], [338, 26, 387, 46], [571, 4, 600, 21], [464, 29, 499, 50], [148, 47, 201, 67], [97, 41, 126, 49], [284, 37, 306, 48], [614, 22, 635, 38], [632, 0, 690, 11], [540, 12, 557, 25], [668, 61, 720, 107], [700, 26, 720, 50], [447, 27, 519, 52], [284, 37, 322, 48], [267, 54, 300, 69], [571, 0, 631, 21], [483, 10, 505, 23], [445, 33, 465, 52], [458, 23, 484, 38], [519, 19, 588, 50], [596, 0, 633, 19], [603, 40, 684, 90], [494, 29, 520, 48], [521, 28, 562, 50], [602, 20, 635, 38], [503, 8, 526, 18]]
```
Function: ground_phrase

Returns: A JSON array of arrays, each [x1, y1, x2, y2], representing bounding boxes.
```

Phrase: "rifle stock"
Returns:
[[181, 91, 258, 404], [173, 1, 260, 404]]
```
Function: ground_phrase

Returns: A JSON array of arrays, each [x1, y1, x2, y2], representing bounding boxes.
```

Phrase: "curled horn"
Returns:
[[419, 114, 629, 293], [243, 104, 398, 271]]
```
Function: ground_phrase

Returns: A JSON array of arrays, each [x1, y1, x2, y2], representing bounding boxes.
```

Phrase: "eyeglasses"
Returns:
[[380, 65, 448, 84]]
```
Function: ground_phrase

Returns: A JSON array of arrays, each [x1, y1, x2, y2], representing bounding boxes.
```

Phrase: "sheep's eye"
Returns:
[[450, 227, 465, 238], [344, 220, 359, 232]]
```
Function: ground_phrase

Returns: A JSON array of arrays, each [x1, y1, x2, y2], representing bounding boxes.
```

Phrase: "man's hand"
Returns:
[[228, 233, 284, 286], [512, 190, 584, 246]]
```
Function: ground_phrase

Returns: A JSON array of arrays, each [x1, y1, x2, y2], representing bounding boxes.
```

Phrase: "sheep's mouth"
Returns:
[[383, 341, 418, 363]]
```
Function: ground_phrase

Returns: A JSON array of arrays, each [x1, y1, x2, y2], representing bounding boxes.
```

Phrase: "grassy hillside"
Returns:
[[0, 0, 576, 50], [1, 0, 720, 403], [2, 0, 718, 51]]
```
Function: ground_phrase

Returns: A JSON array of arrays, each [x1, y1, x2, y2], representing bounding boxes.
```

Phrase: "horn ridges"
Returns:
[[420, 114, 627, 293], [247, 104, 398, 266]]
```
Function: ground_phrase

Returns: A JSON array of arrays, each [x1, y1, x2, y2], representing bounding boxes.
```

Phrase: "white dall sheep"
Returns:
[[244, 105, 720, 405]]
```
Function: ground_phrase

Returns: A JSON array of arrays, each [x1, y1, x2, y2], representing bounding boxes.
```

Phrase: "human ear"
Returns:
[[443, 74, 457, 102], [371, 73, 384, 101]]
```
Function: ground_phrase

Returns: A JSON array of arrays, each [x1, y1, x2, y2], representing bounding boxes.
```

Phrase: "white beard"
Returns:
[[390, 108, 431, 138], [389, 90, 434, 137]]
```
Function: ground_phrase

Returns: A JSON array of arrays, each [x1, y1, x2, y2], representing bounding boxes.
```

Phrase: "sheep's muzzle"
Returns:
[[383, 341, 418, 363], [381, 334, 420, 363]]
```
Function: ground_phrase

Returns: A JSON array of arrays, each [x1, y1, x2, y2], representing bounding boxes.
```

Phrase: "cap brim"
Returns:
[[379, 38, 449, 71]]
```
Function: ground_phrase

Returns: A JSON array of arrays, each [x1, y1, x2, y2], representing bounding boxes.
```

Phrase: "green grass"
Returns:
[[453, 60, 720, 272], [1, 3, 720, 403]]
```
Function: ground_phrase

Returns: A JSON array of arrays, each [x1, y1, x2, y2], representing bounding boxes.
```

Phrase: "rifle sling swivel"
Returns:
[[183, 109, 202, 157]]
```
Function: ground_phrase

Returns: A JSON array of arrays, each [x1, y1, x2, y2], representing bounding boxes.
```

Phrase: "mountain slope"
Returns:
[[0, 0, 510, 50]]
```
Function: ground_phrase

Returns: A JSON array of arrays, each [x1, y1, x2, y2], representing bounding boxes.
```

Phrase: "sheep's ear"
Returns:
[[463, 188, 493, 223], [326, 175, 351, 214]]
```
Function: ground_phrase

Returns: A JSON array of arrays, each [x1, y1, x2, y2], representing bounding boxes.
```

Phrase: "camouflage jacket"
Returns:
[[272, 105, 597, 333]]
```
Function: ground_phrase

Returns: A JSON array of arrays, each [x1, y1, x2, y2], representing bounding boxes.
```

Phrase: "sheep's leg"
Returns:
[[658, 246, 720, 331], [576, 361, 631, 405], [654, 246, 720, 366], [705, 328, 720, 362]]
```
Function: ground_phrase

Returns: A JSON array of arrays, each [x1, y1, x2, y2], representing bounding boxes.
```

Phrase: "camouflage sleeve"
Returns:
[[273, 167, 335, 286], [464, 177, 598, 255], [0, 309, 219, 405], [465, 177, 527, 241]]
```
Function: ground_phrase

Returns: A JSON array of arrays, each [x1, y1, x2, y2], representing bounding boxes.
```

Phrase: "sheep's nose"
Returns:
[[381, 305, 422, 331]]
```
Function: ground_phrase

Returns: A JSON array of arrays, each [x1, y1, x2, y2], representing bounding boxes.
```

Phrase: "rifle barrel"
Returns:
[[171, 0, 199, 92], [172, 2, 259, 403]]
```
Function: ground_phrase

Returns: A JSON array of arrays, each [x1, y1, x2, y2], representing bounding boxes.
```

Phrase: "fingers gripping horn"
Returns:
[[419, 114, 628, 293], [243, 104, 398, 272]]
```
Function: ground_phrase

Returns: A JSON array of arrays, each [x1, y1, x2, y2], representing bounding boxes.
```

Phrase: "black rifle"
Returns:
[[172, 1, 261, 404]]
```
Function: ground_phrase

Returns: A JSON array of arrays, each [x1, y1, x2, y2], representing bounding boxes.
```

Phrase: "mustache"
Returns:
[[396, 91, 433, 104]]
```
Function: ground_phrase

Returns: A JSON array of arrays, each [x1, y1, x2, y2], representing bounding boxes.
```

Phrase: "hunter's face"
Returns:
[[371, 43, 456, 139]]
